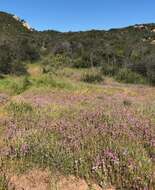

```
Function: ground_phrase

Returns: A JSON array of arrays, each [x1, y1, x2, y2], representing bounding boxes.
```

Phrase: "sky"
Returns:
[[0, 0, 155, 32]]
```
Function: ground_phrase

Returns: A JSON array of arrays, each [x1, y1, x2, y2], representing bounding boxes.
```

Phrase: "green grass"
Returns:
[[0, 71, 105, 96], [0, 76, 31, 95], [0, 174, 8, 190]]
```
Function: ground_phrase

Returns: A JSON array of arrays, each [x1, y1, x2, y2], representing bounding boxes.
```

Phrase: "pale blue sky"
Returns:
[[0, 0, 155, 31]]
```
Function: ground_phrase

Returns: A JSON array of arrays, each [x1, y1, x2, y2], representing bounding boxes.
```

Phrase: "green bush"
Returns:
[[101, 64, 119, 76], [115, 68, 146, 84], [0, 43, 27, 76], [71, 57, 91, 68], [71, 52, 94, 68], [10, 60, 27, 76], [147, 66, 155, 85], [71, 57, 84, 68], [42, 54, 70, 74]]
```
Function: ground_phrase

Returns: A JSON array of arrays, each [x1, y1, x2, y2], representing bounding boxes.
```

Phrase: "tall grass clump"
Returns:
[[6, 101, 33, 117], [35, 74, 77, 91], [0, 173, 8, 190], [81, 70, 104, 83], [10, 76, 31, 94]]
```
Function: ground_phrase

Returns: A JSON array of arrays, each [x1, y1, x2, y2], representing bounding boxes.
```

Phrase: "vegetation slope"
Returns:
[[0, 12, 155, 190]]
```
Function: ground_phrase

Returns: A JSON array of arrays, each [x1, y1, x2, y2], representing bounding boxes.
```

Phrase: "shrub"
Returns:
[[147, 65, 155, 85], [71, 57, 84, 68], [71, 57, 92, 68], [123, 99, 132, 106], [71, 52, 94, 68], [42, 54, 70, 74], [115, 68, 146, 84], [10, 60, 27, 76], [101, 64, 119, 76], [81, 70, 104, 83], [0, 43, 27, 76], [0, 56, 27, 76]]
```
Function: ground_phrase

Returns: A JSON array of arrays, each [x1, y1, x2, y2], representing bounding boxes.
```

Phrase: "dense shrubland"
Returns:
[[0, 12, 155, 85]]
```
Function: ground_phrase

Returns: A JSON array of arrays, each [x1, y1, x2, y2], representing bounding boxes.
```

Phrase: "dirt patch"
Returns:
[[0, 93, 9, 105], [55, 176, 88, 190], [8, 169, 113, 190], [55, 176, 105, 190], [8, 169, 50, 190]]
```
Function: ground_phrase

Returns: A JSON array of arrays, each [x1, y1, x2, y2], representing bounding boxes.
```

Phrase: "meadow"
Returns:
[[0, 65, 155, 190]]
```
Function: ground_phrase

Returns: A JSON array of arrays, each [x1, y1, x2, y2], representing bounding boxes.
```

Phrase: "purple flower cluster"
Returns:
[[92, 149, 119, 172], [20, 143, 30, 156]]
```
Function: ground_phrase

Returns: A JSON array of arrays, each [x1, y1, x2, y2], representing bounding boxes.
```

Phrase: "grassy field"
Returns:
[[0, 65, 155, 190]]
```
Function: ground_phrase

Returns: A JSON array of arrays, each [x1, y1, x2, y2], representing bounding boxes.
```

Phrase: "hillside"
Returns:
[[0, 12, 155, 190], [0, 12, 155, 84], [0, 12, 32, 39]]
